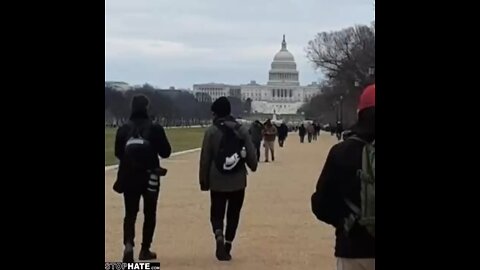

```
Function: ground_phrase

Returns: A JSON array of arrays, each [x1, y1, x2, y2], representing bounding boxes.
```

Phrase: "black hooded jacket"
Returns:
[[311, 107, 375, 258], [114, 111, 171, 193], [278, 124, 288, 140]]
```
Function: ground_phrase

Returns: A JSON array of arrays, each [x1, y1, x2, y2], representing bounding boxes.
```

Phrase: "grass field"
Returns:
[[105, 127, 206, 166]]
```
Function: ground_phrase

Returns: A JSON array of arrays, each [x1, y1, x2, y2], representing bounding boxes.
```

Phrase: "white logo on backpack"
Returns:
[[126, 138, 146, 146], [223, 153, 241, 171]]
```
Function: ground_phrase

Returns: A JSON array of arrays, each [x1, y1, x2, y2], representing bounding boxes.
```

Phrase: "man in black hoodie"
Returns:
[[311, 84, 375, 270], [298, 124, 306, 143], [277, 123, 288, 147], [114, 95, 172, 263], [249, 120, 264, 161]]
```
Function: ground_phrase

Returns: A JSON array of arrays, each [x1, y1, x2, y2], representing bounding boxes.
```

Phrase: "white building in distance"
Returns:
[[193, 35, 321, 115], [105, 81, 132, 92]]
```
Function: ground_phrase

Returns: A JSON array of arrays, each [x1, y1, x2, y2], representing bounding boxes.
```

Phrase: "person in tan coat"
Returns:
[[262, 119, 277, 162]]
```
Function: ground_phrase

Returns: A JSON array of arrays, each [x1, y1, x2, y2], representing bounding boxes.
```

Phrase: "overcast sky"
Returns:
[[105, 0, 374, 89]]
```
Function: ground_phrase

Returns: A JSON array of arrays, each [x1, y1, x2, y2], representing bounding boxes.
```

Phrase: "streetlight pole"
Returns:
[[368, 66, 375, 76], [339, 95, 344, 125], [333, 100, 340, 124], [368, 66, 375, 83]]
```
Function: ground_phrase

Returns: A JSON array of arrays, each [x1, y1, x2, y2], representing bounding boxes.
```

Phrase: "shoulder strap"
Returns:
[[363, 142, 375, 180], [127, 120, 152, 139], [348, 135, 368, 144], [345, 198, 361, 216]]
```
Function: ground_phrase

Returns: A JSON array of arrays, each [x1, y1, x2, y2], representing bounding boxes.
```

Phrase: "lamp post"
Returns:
[[339, 95, 344, 125], [333, 101, 339, 125], [368, 66, 375, 84]]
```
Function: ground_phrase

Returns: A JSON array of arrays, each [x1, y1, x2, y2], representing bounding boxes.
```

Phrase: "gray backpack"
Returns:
[[344, 137, 375, 237]]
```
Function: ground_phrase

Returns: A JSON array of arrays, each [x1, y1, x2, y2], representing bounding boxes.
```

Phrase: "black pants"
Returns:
[[278, 138, 285, 147], [254, 141, 261, 161], [210, 189, 245, 242], [308, 133, 313, 143], [300, 135, 305, 143], [123, 190, 159, 250]]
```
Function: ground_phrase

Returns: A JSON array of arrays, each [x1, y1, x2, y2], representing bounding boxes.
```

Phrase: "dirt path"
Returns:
[[105, 133, 338, 269]]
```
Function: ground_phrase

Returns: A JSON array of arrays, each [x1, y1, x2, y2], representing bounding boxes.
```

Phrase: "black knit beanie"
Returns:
[[211, 97, 231, 117], [131, 95, 150, 113]]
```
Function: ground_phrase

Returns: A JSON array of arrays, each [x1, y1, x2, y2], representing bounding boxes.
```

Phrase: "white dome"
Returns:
[[267, 35, 300, 86], [273, 50, 295, 62]]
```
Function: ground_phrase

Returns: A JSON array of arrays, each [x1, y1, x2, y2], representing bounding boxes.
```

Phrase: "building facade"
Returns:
[[193, 35, 321, 115], [105, 81, 132, 92]]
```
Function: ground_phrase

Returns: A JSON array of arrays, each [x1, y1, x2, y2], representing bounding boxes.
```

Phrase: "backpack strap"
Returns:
[[344, 198, 361, 216], [343, 198, 361, 233], [127, 120, 152, 140], [363, 143, 375, 182], [348, 135, 368, 144]]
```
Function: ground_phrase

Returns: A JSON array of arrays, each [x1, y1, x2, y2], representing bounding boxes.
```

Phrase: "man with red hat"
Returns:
[[311, 84, 375, 270]]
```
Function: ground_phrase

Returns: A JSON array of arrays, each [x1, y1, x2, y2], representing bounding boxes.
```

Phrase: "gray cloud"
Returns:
[[106, 0, 374, 88]]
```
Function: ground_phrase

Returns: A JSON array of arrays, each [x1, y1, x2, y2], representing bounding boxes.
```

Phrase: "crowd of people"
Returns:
[[247, 119, 289, 163], [111, 84, 375, 270]]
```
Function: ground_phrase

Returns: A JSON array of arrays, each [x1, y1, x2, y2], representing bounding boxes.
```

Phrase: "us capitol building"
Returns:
[[193, 35, 321, 115]]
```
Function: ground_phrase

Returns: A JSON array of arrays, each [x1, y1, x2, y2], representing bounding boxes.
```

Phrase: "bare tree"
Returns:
[[306, 24, 375, 86], [303, 23, 375, 126]]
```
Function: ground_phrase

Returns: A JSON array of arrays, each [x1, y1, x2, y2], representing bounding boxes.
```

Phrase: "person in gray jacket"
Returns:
[[199, 97, 258, 261]]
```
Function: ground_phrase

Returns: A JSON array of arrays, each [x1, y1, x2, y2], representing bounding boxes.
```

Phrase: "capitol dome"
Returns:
[[268, 35, 299, 86], [272, 35, 296, 65], [273, 49, 295, 62]]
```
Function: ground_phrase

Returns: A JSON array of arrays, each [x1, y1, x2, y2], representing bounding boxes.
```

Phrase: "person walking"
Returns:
[[336, 121, 344, 141], [262, 119, 277, 162], [249, 120, 264, 161], [113, 95, 172, 263], [311, 84, 375, 270], [314, 123, 321, 139], [299, 124, 306, 143], [278, 122, 288, 147], [307, 123, 315, 143], [312, 123, 318, 141], [199, 97, 258, 261]]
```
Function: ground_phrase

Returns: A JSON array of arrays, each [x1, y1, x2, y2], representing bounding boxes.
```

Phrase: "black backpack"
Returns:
[[122, 121, 156, 171], [214, 121, 245, 174]]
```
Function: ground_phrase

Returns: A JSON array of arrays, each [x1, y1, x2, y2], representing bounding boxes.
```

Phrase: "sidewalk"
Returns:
[[105, 133, 339, 269]]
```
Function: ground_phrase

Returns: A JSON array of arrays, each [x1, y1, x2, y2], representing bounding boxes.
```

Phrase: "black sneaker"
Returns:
[[215, 232, 231, 261], [123, 247, 134, 263], [139, 249, 157, 261], [225, 242, 232, 257]]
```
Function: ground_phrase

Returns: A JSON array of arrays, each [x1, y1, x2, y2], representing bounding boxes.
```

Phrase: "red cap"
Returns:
[[358, 84, 375, 112]]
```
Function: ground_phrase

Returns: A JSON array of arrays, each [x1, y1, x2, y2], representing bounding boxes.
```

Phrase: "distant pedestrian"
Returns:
[[336, 121, 343, 141], [307, 123, 315, 143], [299, 124, 306, 143], [249, 120, 264, 161], [278, 123, 288, 147], [262, 119, 277, 162], [315, 123, 321, 138], [312, 123, 318, 141]]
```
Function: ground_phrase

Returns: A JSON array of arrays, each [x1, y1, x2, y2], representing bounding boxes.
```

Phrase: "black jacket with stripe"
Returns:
[[114, 113, 171, 193]]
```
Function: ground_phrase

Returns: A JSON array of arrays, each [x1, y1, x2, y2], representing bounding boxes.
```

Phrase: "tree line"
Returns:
[[105, 84, 248, 127], [301, 22, 375, 127]]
